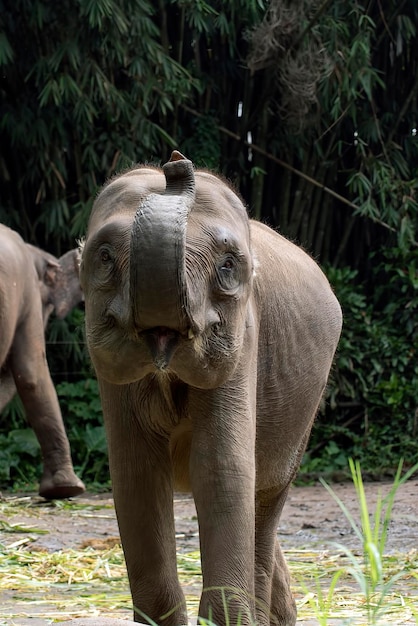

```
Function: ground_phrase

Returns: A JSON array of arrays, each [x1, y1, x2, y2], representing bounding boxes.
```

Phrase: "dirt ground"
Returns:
[[3, 478, 418, 554], [1, 478, 418, 625]]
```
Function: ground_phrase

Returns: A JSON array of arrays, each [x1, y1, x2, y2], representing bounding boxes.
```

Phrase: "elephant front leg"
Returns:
[[100, 382, 187, 626], [189, 386, 257, 626]]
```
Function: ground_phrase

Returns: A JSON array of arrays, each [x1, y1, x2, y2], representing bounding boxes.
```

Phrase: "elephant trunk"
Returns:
[[130, 151, 195, 334]]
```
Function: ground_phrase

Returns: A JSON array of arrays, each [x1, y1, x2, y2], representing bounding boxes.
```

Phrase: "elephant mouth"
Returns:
[[141, 326, 183, 371]]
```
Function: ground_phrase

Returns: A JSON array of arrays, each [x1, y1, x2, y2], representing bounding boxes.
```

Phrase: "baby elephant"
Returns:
[[0, 224, 85, 499], [80, 152, 342, 626]]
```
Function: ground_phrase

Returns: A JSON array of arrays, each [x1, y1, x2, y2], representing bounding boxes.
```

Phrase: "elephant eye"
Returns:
[[100, 248, 113, 265], [216, 256, 240, 292], [222, 258, 234, 270]]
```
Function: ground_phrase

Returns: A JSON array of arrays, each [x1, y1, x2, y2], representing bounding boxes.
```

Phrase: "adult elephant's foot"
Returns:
[[39, 468, 86, 499]]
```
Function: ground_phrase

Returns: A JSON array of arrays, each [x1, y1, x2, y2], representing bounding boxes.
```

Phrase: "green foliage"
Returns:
[[0, 428, 41, 488], [301, 459, 418, 625], [0, 375, 107, 490], [304, 253, 418, 477], [325, 0, 418, 254], [0, 32, 13, 64], [56, 378, 109, 486], [247, 0, 418, 263], [180, 113, 221, 170], [317, 459, 418, 625], [45, 308, 92, 387], [298, 567, 344, 626], [0, 0, 198, 248]]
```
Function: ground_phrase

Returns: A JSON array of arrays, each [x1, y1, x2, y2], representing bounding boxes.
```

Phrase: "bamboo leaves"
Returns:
[[0, 32, 13, 65], [0, 0, 198, 248]]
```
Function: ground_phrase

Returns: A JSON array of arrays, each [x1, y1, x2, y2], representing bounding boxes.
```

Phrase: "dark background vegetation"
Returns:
[[0, 0, 417, 489]]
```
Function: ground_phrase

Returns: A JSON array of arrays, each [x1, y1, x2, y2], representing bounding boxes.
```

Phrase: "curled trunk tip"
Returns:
[[163, 151, 195, 197], [169, 150, 187, 162]]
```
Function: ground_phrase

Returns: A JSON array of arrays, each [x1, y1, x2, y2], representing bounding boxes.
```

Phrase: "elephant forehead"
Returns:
[[195, 171, 248, 215], [89, 170, 166, 228], [186, 217, 250, 256], [85, 218, 133, 256], [104, 166, 164, 194], [88, 166, 250, 242]]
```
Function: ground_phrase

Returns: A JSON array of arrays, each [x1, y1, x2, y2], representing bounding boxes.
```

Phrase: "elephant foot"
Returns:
[[39, 468, 86, 500]]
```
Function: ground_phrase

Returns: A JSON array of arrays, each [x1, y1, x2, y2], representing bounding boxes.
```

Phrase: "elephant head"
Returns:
[[80, 151, 254, 388], [27, 245, 83, 326]]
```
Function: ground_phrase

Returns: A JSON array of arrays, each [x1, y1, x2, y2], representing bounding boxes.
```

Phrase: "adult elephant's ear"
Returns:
[[43, 260, 61, 287], [26, 243, 60, 287], [54, 249, 84, 319]]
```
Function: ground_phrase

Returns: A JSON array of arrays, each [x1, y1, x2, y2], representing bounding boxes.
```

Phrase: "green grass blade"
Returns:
[[319, 477, 363, 543]]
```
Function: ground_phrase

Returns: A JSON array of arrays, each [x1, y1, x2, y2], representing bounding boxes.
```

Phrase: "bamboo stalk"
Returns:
[[322, 201, 333, 263], [73, 133, 85, 204], [307, 172, 324, 251], [250, 107, 269, 221], [300, 150, 320, 246], [314, 183, 331, 260], [288, 148, 311, 240], [334, 215, 356, 267], [280, 164, 293, 232], [158, 0, 170, 54]]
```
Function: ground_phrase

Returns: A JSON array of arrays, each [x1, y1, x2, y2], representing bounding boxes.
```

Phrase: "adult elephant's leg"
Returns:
[[189, 383, 257, 626], [0, 367, 17, 411], [0, 316, 17, 411], [10, 319, 84, 499], [254, 488, 296, 626], [99, 381, 187, 626], [270, 541, 296, 626]]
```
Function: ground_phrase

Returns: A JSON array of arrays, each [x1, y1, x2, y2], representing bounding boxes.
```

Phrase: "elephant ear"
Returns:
[[26, 244, 83, 320], [54, 249, 84, 319], [25, 244, 60, 326], [26, 243, 60, 286], [43, 261, 61, 287]]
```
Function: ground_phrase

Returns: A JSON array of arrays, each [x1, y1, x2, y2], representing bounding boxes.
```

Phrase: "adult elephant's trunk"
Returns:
[[130, 151, 195, 333]]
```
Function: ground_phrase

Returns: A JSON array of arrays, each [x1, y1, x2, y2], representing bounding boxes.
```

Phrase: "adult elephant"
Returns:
[[0, 224, 85, 499], [0, 241, 84, 410], [80, 151, 342, 626]]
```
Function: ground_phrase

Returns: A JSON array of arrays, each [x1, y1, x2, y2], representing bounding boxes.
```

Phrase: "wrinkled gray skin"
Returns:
[[80, 151, 342, 626], [0, 224, 85, 499]]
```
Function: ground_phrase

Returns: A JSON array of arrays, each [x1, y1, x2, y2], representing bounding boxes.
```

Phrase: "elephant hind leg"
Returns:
[[269, 541, 297, 626], [10, 322, 84, 499], [0, 365, 17, 412], [0, 312, 17, 410], [255, 487, 297, 626]]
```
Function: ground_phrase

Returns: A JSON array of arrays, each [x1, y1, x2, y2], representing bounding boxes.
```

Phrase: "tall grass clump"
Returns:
[[317, 458, 418, 625]]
